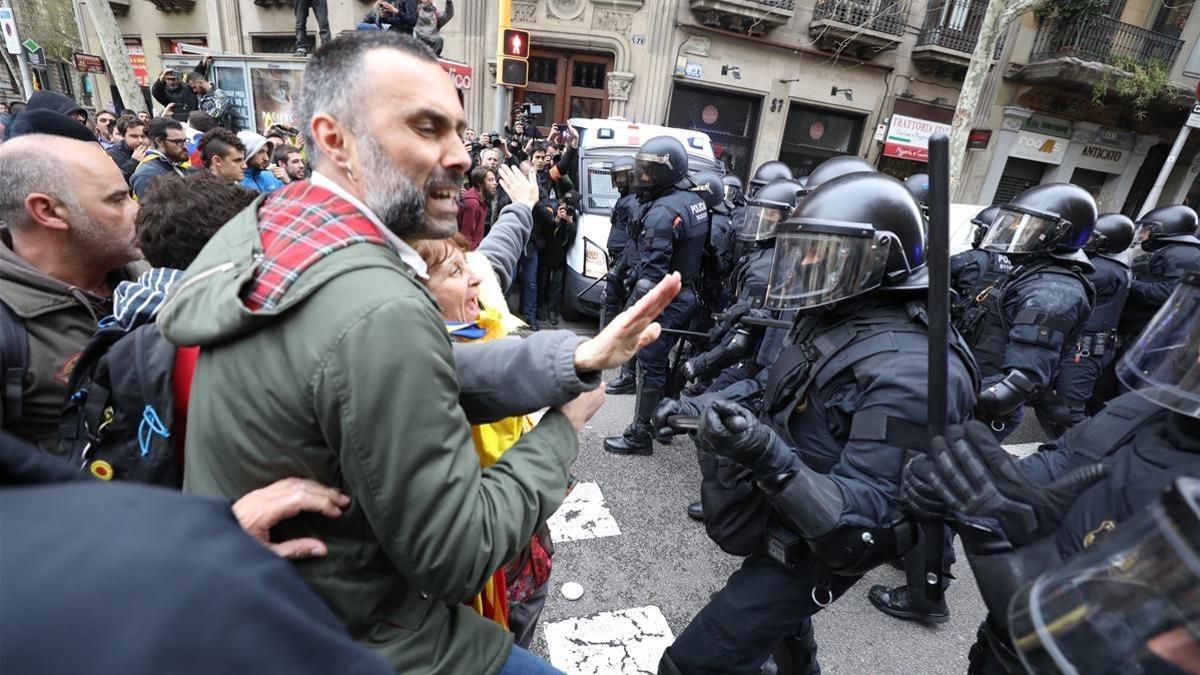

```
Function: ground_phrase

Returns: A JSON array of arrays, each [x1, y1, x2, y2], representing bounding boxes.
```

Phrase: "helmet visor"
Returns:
[[980, 207, 1067, 254], [738, 205, 785, 242], [724, 184, 743, 203], [1117, 272, 1200, 417], [633, 152, 674, 188], [612, 169, 631, 191], [764, 223, 890, 310], [1008, 479, 1200, 675]]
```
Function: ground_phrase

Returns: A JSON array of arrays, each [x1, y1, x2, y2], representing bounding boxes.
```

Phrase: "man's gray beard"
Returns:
[[359, 135, 456, 240]]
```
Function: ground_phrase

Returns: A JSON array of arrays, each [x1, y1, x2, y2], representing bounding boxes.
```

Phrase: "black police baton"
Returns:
[[920, 132, 952, 606]]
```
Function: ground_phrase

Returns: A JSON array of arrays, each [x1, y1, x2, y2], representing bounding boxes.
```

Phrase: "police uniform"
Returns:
[[968, 259, 1095, 436], [1120, 237, 1200, 338], [601, 193, 643, 326], [1032, 251, 1130, 437], [701, 204, 737, 314], [950, 247, 1012, 326], [667, 300, 979, 674]]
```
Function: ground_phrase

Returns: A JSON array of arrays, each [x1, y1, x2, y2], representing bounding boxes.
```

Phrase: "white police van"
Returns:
[[562, 118, 720, 319]]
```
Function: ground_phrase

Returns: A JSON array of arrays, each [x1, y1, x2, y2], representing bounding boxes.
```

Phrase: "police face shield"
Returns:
[[1117, 272, 1200, 418], [763, 219, 892, 310], [724, 183, 743, 204], [980, 205, 1069, 254], [738, 205, 786, 242], [633, 153, 671, 188], [612, 169, 631, 192], [1008, 477, 1200, 675]]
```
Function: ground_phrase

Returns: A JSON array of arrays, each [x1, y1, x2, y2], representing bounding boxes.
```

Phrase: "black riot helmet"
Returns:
[[1136, 204, 1200, 248], [970, 205, 1002, 249], [748, 160, 793, 195], [738, 179, 802, 242], [981, 182, 1096, 264], [802, 155, 877, 196], [691, 170, 726, 211], [904, 173, 930, 210], [721, 174, 744, 206], [1086, 213, 1136, 255], [764, 172, 926, 310], [633, 136, 689, 191], [611, 155, 635, 197]]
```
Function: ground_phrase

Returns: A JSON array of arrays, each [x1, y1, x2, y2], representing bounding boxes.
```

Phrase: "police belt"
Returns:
[[1073, 330, 1119, 358]]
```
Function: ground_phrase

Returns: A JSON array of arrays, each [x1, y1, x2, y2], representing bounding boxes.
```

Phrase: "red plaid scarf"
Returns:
[[243, 181, 397, 311]]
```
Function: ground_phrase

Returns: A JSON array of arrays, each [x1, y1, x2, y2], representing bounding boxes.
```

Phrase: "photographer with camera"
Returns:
[[538, 195, 579, 326], [357, 0, 417, 32]]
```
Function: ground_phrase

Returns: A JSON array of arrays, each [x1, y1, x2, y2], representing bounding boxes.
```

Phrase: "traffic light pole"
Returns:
[[1, 0, 36, 99], [494, 0, 511, 134]]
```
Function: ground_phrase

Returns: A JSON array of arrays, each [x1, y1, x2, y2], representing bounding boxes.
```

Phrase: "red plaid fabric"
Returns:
[[243, 181, 396, 311]]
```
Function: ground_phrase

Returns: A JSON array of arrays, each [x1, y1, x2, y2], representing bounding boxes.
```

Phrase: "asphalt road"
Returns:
[[523, 319, 1050, 675]]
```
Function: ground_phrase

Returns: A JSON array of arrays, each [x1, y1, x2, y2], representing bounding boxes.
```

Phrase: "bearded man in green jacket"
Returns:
[[158, 32, 677, 674]]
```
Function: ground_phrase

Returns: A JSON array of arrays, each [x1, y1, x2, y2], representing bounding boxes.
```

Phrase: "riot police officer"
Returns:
[[961, 183, 1098, 438], [903, 271, 1200, 673], [658, 172, 978, 674], [603, 155, 643, 394], [693, 170, 738, 317], [747, 160, 793, 199], [950, 204, 1011, 327], [1120, 204, 1200, 340], [1030, 213, 1134, 437], [604, 136, 710, 456], [722, 174, 745, 208], [904, 172, 929, 215]]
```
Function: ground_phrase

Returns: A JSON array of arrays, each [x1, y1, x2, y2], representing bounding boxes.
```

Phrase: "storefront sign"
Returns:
[[1010, 130, 1067, 165], [1021, 114, 1073, 139], [883, 114, 951, 162], [968, 128, 992, 150], [1076, 144, 1128, 174], [124, 38, 148, 87], [0, 9, 20, 56], [1094, 127, 1135, 149], [162, 37, 209, 54], [73, 52, 105, 74], [23, 40, 44, 67], [438, 58, 472, 90]]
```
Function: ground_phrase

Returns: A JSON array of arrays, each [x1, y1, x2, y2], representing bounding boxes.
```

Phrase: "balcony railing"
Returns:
[[1029, 15, 1183, 68], [915, 0, 987, 53], [811, 0, 906, 36]]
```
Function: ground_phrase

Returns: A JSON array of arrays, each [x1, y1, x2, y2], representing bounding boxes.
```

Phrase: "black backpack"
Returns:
[[58, 321, 181, 487], [0, 298, 28, 428]]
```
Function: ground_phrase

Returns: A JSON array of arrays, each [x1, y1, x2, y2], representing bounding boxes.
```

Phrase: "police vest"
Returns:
[[1057, 394, 1200, 555], [733, 245, 774, 306], [966, 261, 1095, 380], [763, 301, 979, 477], [951, 249, 1012, 333], [1121, 242, 1200, 334], [1078, 254, 1131, 337]]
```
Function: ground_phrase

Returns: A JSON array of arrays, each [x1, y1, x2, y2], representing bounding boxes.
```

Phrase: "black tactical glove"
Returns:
[[708, 301, 751, 341], [696, 400, 796, 481], [651, 397, 701, 439], [927, 421, 1107, 552], [900, 455, 946, 519]]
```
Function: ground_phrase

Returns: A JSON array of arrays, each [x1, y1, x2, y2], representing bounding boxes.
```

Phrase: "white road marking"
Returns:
[[548, 481, 622, 543], [1003, 442, 1043, 458], [543, 605, 675, 675]]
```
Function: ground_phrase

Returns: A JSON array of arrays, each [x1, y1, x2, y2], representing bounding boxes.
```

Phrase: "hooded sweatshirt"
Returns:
[[0, 229, 146, 454]]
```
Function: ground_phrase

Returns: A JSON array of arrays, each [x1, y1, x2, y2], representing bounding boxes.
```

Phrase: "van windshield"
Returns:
[[579, 152, 722, 215]]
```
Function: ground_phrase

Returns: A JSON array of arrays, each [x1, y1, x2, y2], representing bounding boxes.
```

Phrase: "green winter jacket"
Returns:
[[157, 198, 578, 674]]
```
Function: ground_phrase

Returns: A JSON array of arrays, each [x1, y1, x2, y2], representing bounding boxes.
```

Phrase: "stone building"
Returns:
[[76, 0, 1200, 210]]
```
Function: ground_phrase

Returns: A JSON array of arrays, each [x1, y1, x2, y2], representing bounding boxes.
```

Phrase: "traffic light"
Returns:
[[499, 28, 530, 87]]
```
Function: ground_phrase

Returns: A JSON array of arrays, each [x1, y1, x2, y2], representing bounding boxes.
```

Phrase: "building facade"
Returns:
[[68, 0, 1200, 211]]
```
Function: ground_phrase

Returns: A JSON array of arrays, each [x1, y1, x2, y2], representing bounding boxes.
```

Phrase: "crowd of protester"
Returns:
[[0, 31, 678, 675]]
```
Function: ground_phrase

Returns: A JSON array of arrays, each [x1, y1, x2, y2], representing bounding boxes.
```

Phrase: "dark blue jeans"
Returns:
[[519, 250, 539, 327], [498, 645, 563, 674]]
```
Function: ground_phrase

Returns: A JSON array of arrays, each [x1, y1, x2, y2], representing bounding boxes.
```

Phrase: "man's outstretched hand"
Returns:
[[232, 477, 351, 560], [573, 273, 682, 372]]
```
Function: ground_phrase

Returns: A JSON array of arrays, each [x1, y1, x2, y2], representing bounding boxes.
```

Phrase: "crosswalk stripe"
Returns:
[[1003, 442, 1043, 458], [543, 605, 675, 674], [548, 481, 622, 543]]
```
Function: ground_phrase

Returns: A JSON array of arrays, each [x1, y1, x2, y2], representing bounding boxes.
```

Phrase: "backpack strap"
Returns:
[[0, 297, 28, 427]]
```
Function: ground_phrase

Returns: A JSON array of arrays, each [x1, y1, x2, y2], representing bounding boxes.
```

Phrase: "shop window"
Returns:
[[777, 103, 864, 178], [251, 36, 295, 55], [993, 158, 1047, 205], [1069, 168, 1109, 201], [667, 83, 762, 180]]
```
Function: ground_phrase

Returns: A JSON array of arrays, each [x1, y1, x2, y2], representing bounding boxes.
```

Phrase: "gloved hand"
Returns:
[[651, 397, 700, 439], [900, 455, 946, 519], [708, 301, 751, 341], [926, 421, 1107, 552], [696, 400, 796, 481]]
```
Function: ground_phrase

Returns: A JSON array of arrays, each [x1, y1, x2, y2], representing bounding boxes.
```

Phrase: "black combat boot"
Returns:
[[603, 421, 653, 456], [686, 501, 704, 522], [867, 584, 950, 625], [605, 363, 636, 395]]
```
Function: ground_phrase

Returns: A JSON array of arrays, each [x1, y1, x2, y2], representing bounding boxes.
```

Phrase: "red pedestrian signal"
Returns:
[[502, 29, 530, 59]]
